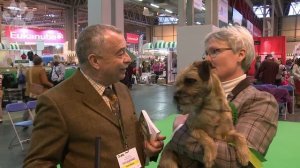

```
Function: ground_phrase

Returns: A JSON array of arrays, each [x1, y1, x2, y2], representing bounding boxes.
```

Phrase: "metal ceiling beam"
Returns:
[[276, 0, 283, 16], [35, 0, 72, 8]]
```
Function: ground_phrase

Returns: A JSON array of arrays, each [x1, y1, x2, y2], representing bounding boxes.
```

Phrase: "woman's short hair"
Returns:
[[204, 26, 255, 72], [33, 56, 42, 65], [75, 24, 122, 65]]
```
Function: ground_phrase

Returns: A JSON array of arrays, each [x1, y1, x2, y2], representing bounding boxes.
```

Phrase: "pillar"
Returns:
[[178, 0, 187, 26], [186, 0, 194, 25], [205, 0, 219, 26], [88, 0, 124, 32], [65, 7, 75, 51]]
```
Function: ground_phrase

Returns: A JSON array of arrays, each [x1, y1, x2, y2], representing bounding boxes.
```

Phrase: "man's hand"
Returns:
[[144, 135, 166, 157]]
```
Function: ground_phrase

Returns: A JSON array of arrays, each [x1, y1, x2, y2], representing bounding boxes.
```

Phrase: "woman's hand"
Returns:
[[173, 114, 189, 131]]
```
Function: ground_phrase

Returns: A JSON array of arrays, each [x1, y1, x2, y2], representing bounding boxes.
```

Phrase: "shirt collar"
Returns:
[[80, 69, 107, 96]]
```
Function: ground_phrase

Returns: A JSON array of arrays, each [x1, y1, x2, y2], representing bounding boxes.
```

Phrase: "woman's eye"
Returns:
[[184, 78, 197, 85]]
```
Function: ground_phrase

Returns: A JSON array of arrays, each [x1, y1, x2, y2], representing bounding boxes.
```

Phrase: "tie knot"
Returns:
[[103, 87, 117, 101]]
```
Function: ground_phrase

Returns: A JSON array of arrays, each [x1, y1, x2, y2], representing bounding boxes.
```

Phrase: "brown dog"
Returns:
[[158, 61, 249, 168]]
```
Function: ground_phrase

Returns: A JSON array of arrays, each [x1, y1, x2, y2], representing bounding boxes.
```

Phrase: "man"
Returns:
[[255, 54, 279, 84], [50, 54, 66, 86], [24, 24, 165, 168]]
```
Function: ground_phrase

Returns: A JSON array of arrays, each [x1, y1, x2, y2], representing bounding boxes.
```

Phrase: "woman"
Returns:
[[50, 55, 65, 86], [25, 56, 53, 100], [170, 26, 278, 167]]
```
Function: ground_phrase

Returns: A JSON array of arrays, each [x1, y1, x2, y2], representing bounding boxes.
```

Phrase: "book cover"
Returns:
[[139, 110, 160, 141]]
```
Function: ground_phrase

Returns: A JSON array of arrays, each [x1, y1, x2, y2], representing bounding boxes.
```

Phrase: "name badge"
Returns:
[[116, 147, 141, 168]]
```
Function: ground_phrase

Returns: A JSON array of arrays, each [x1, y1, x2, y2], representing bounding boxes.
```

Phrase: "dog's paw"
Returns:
[[236, 148, 249, 166], [203, 151, 216, 168]]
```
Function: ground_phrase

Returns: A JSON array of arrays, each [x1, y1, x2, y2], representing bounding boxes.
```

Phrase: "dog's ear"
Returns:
[[198, 60, 212, 81]]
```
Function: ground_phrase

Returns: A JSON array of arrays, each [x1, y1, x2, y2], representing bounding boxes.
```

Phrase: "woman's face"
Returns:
[[205, 39, 245, 82]]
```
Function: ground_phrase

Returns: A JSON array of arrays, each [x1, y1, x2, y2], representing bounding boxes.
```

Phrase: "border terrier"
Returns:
[[158, 61, 249, 168]]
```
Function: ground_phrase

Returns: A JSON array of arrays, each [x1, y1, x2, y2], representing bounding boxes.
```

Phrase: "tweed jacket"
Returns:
[[25, 65, 53, 97], [24, 70, 145, 168], [170, 78, 279, 168]]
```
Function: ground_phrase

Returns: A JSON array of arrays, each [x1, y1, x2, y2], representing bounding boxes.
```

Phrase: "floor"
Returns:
[[0, 84, 299, 168]]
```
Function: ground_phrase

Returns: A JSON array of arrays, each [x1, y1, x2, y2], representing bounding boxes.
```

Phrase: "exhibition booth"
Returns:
[[0, 26, 65, 67], [141, 41, 177, 84]]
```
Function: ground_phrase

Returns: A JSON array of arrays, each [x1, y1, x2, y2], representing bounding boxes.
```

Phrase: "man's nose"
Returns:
[[124, 52, 132, 63]]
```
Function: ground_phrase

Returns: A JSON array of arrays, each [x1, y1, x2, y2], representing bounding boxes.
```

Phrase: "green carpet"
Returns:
[[147, 115, 300, 168]]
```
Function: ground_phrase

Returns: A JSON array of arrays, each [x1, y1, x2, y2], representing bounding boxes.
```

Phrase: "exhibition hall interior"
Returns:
[[1, 0, 300, 167]]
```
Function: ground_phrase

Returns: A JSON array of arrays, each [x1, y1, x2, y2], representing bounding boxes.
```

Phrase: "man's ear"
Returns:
[[88, 54, 101, 69]]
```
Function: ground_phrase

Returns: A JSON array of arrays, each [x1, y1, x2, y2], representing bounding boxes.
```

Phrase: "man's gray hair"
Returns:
[[204, 26, 255, 72], [75, 24, 122, 65]]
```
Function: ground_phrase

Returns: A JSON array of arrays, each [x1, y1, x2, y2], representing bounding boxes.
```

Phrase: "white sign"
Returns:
[[218, 0, 228, 23]]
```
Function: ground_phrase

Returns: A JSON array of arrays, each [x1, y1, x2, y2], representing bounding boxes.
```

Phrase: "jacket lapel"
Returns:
[[72, 70, 120, 127]]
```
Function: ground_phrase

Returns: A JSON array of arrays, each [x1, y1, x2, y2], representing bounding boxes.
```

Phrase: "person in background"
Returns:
[[255, 54, 279, 84], [275, 59, 286, 86], [25, 56, 53, 100], [152, 60, 162, 83], [254, 55, 261, 74], [24, 24, 165, 168], [120, 61, 134, 89], [21, 52, 27, 60], [50, 55, 65, 86], [16, 64, 26, 100], [0, 74, 3, 123], [169, 26, 278, 167], [292, 58, 300, 107], [23, 56, 53, 121]]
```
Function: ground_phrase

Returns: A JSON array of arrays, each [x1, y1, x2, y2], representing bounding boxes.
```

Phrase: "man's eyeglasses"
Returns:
[[205, 48, 232, 58]]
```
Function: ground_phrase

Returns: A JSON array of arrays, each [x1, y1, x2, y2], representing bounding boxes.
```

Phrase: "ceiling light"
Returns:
[[165, 9, 172, 13], [150, 3, 160, 8]]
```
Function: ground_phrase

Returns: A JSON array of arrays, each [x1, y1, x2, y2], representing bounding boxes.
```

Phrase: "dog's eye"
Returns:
[[184, 78, 197, 85]]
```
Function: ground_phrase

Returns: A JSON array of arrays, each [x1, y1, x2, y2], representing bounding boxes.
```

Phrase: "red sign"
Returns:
[[5, 26, 65, 44], [126, 33, 139, 44]]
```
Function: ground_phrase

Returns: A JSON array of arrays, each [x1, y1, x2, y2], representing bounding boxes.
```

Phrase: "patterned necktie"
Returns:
[[103, 87, 119, 113], [103, 87, 129, 149]]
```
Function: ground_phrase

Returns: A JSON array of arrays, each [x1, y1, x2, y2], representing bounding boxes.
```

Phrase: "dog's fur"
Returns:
[[158, 61, 249, 168]]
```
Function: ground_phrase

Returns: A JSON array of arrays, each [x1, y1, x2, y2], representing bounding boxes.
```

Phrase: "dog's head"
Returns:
[[174, 60, 218, 113]]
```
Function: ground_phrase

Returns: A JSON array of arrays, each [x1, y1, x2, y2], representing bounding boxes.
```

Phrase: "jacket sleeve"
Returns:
[[170, 89, 278, 168], [23, 94, 68, 168]]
